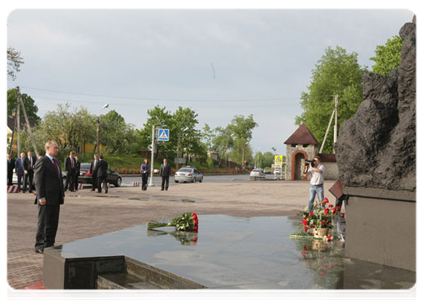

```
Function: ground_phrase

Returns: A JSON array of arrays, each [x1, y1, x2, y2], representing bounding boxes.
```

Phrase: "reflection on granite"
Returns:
[[58, 215, 415, 289]]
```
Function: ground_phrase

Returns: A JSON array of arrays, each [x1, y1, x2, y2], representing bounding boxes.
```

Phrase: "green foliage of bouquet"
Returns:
[[147, 212, 199, 232]]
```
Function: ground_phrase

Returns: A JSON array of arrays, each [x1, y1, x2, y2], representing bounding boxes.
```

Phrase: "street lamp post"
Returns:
[[176, 127, 188, 170], [96, 104, 109, 156], [242, 141, 248, 169]]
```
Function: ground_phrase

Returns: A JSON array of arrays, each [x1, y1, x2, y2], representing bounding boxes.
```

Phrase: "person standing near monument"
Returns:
[[15, 152, 26, 192], [304, 156, 325, 212], [95, 155, 108, 194], [34, 141, 65, 254], [23, 151, 37, 193], [64, 151, 77, 192], [7, 153, 15, 186], [140, 158, 150, 191], [160, 158, 171, 191], [90, 155, 99, 191]]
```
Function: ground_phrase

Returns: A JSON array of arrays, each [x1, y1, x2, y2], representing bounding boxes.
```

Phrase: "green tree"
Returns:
[[7, 88, 41, 122], [370, 35, 403, 76], [296, 46, 365, 153], [100, 110, 136, 154], [34, 103, 95, 152]]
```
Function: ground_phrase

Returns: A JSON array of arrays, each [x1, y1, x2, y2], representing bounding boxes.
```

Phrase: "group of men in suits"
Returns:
[[8, 151, 38, 192]]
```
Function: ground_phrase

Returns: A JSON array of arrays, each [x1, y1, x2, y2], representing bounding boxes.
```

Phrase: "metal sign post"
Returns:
[[148, 125, 155, 187]]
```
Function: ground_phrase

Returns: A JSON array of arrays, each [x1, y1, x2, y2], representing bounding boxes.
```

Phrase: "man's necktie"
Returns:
[[53, 159, 60, 177]]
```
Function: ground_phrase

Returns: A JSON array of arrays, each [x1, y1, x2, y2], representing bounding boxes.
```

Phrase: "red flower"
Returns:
[[321, 271, 325, 276], [332, 208, 336, 214], [309, 212, 313, 216], [304, 226, 308, 231], [324, 208, 329, 215], [194, 219, 198, 225], [302, 219, 308, 226], [327, 235, 332, 241], [323, 198, 329, 205], [341, 214, 345, 218], [336, 206, 341, 212], [321, 221, 326, 226], [329, 204, 333, 208], [194, 226, 198, 231], [310, 225, 315, 228], [192, 212, 198, 219]]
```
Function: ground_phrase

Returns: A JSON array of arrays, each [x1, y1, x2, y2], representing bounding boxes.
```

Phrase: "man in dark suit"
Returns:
[[34, 141, 65, 254], [74, 156, 81, 191], [95, 155, 108, 193], [15, 152, 26, 192], [23, 151, 37, 193], [90, 155, 99, 191], [160, 158, 171, 191], [7, 153, 15, 186], [64, 151, 77, 192]]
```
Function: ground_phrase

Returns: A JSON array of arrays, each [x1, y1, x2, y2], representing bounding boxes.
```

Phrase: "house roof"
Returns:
[[318, 153, 337, 163], [7, 115, 36, 131], [284, 123, 320, 145]]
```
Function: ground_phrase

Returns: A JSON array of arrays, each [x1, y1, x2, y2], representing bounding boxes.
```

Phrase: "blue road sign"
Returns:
[[158, 129, 170, 141]]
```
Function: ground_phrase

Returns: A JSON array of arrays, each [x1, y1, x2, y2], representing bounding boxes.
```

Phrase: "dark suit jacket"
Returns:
[[90, 160, 99, 175], [34, 156, 65, 205], [7, 158, 15, 175], [24, 156, 37, 173], [160, 163, 171, 177], [95, 160, 108, 178], [75, 161, 81, 176], [15, 158, 25, 176], [65, 156, 76, 173]]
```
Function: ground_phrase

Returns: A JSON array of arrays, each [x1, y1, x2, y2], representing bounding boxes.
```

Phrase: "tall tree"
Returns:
[[296, 46, 365, 153], [99, 110, 136, 154], [7, 47, 24, 80], [7, 88, 41, 122], [370, 35, 403, 76]]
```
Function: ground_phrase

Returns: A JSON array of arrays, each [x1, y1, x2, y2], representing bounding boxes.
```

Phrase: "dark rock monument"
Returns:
[[336, 17, 416, 271]]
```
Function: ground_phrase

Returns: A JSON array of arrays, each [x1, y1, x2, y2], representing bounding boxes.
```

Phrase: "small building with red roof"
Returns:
[[284, 123, 338, 180]]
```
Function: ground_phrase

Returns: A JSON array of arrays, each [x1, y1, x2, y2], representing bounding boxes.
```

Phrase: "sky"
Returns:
[[6, 9, 414, 156]]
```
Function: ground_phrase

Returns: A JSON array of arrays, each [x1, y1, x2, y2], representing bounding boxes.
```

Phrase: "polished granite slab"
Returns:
[[51, 214, 415, 289]]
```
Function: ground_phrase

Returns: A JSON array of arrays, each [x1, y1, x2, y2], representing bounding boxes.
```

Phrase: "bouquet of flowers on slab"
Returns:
[[301, 198, 343, 240], [147, 212, 199, 232]]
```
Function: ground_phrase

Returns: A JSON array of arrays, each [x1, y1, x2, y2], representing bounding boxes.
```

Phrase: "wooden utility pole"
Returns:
[[319, 94, 338, 154], [334, 94, 338, 149], [17, 97, 20, 156], [16, 87, 38, 156]]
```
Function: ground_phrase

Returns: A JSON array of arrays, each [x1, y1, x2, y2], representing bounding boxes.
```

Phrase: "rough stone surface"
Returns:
[[335, 18, 416, 192]]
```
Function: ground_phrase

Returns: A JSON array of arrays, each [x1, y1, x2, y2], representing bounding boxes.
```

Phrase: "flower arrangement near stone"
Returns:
[[147, 212, 199, 232], [291, 198, 342, 240]]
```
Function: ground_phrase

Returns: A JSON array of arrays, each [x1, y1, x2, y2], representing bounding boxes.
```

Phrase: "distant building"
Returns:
[[284, 123, 338, 180]]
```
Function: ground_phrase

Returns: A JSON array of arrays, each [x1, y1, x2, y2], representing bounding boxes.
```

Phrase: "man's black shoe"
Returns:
[[35, 248, 44, 254], [105, 190, 108, 194]]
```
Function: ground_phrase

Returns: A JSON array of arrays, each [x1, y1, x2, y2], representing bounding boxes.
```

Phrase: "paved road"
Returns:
[[121, 174, 250, 186], [7, 179, 337, 289]]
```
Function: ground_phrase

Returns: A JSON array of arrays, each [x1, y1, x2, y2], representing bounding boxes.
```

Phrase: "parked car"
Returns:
[[78, 163, 122, 187], [250, 168, 265, 180], [174, 167, 203, 183], [274, 169, 282, 176]]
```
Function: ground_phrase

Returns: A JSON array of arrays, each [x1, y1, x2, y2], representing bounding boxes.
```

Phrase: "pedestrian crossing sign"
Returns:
[[275, 155, 283, 166], [157, 129, 170, 141]]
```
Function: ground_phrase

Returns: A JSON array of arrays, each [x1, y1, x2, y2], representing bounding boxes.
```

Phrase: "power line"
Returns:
[[20, 85, 300, 103]]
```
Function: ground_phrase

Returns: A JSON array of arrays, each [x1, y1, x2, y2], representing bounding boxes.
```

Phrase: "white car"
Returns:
[[174, 167, 203, 183], [274, 169, 282, 176], [250, 168, 265, 180]]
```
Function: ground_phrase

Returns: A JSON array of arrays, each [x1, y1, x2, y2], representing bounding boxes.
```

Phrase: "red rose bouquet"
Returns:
[[147, 212, 199, 232]]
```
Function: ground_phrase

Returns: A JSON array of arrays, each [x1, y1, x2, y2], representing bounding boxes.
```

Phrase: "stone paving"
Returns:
[[7, 179, 337, 289]]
